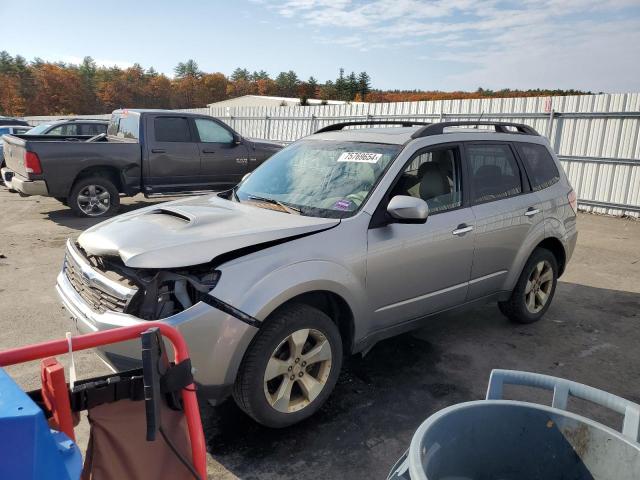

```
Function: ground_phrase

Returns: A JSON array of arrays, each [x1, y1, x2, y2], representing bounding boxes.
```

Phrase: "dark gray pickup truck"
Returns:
[[2, 109, 283, 217]]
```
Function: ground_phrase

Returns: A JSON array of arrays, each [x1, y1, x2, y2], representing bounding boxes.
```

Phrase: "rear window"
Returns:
[[80, 123, 108, 136], [107, 112, 139, 140], [0, 128, 10, 135], [515, 143, 560, 191], [467, 143, 522, 204], [154, 117, 191, 142]]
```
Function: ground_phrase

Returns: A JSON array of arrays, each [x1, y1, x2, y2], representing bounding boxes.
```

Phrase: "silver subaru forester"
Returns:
[[56, 121, 578, 427]]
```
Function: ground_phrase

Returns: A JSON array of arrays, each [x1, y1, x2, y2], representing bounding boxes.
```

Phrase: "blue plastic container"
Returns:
[[0, 368, 82, 480]]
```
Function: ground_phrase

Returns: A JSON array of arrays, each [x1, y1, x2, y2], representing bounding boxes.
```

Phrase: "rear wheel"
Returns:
[[233, 303, 342, 428], [498, 248, 558, 324], [69, 176, 120, 218]]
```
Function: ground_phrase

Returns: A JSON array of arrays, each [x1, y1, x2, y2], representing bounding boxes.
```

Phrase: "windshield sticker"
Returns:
[[337, 152, 383, 163], [333, 199, 354, 211]]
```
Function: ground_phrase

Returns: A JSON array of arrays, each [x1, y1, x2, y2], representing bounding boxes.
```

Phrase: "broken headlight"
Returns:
[[131, 269, 221, 320]]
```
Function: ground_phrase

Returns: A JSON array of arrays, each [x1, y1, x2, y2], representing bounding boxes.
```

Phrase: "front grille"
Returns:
[[64, 247, 133, 314]]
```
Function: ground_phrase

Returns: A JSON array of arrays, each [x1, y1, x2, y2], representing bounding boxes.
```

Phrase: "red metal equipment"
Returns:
[[0, 322, 207, 480], [41, 357, 76, 441]]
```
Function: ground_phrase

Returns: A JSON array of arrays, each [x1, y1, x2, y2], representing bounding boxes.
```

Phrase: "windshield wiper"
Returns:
[[246, 194, 301, 214]]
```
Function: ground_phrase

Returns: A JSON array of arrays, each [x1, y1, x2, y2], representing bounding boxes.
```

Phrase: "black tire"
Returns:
[[233, 303, 343, 428], [498, 247, 559, 324], [68, 176, 120, 218]]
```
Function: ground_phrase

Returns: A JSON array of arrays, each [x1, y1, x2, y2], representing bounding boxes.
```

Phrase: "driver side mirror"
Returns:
[[233, 133, 242, 145], [387, 195, 429, 224]]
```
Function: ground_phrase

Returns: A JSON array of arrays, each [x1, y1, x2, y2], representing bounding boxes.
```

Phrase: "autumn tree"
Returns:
[[0, 51, 595, 116], [0, 74, 26, 116], [30, 63, 84, 114]]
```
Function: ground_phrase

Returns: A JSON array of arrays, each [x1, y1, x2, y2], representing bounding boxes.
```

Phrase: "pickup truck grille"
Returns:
[[63, 242, 137, 314]]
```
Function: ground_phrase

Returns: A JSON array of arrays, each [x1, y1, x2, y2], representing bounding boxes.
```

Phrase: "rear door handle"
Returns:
[[202, 149, 216, 154], [524, 207, 541, 217], [151, 148, 165, 153], [452, 224, 474, 236]]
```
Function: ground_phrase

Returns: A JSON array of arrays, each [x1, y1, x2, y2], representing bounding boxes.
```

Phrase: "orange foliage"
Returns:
[[0, 74, 25, 116], [30, 64, 84, 115]]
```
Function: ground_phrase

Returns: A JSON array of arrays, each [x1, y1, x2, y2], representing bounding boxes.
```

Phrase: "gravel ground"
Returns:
[[0, 189, 638, 479]]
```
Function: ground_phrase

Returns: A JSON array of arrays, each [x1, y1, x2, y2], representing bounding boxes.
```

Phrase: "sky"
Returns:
[[1, 0, 639, 92]]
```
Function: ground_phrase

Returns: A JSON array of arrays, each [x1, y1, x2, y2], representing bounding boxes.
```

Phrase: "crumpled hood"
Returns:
[[78, 195, 339, 268]]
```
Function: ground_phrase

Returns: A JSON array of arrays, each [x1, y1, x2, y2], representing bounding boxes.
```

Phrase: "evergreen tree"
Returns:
[[231, 67, 251, 82], [357, 71, 371, 101], [347, 71, 358, 101], [174, 59, 201, 78]]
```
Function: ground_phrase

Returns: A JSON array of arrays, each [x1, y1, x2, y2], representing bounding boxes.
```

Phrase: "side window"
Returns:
[[391, 146, 462, 214], [49, 124, 79, 135], [194, 118, 233, 143], [466, 144, 522, 204], [154, 117, 191, 142], [80, 123, 107, 136], [515, 143, 560, 191]]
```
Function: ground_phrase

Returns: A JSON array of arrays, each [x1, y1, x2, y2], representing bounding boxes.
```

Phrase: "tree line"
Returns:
[[0, 52, 590, 117]]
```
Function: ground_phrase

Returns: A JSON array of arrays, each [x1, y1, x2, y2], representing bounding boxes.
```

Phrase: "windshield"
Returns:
[[26, 124, 52, 134], [236, 140, 401, 218]]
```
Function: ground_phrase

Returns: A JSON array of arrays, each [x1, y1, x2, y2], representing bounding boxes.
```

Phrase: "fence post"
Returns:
[[310, 114, 318, 134], [264, 115, 271, 140], [545, 108, 555, 141]]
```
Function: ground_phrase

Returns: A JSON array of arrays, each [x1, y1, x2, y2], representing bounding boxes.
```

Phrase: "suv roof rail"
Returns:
[[57, 118, 109, 122], [315, 120, 432, 133], [411, 121, 539, 138]]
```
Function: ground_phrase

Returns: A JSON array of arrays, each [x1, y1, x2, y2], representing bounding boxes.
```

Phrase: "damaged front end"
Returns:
[[65, 241, 220, 321]]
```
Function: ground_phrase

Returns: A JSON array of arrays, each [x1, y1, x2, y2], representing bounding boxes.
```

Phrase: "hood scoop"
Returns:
[[149, 208, 192, 223]]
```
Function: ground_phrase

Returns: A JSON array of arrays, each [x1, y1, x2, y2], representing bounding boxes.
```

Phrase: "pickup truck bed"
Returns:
[[3, 134, 140, 197]]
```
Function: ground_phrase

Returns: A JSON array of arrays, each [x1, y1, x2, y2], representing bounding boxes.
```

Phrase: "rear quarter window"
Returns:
[[466, 143, 522, 204], [515, 143, 560, 191]]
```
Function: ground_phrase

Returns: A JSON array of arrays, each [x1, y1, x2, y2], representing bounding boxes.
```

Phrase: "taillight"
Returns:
[[24, 151, 42, 174], [567, 189, 578, 214]]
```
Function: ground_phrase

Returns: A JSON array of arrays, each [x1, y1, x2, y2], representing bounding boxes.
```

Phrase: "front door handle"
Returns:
[[151, 148, 165, 154], [202, 149, 216, 154], [524, 207, 541, 217], [452, 224, 474, 236]]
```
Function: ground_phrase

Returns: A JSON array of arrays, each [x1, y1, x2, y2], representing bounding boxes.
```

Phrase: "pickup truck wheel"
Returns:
[[233, 303, 342, 428], [498, 247, 558, 324], [69, 177, 120, 218]]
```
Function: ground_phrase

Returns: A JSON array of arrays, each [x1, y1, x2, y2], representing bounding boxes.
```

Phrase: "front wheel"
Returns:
[[68, 176, 120, 218], [498, 247, 558, 324], [233, 303, 343, 428]]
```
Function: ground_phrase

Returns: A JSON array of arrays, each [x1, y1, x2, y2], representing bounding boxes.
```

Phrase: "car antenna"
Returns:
[[475, 111, 485, 129]]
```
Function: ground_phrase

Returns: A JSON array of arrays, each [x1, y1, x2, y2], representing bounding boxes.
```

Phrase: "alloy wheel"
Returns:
[[525, 260, 554, 313], [263, 328, 332, 413], [77, 184, 111, 216]]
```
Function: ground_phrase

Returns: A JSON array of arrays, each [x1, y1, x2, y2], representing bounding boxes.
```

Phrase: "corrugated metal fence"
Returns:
[[23, 93, 640, 217]]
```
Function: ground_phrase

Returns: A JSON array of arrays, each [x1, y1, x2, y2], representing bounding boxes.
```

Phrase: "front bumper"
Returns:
[[1, 169, 48, 196], [55, 253, 258, 402]]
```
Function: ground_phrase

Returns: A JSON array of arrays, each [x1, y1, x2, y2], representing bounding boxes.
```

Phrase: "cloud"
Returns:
[[259, 0, 640, 91]]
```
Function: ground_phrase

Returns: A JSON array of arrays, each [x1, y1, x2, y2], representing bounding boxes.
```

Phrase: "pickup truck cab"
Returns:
[[2, 109, 283, 217]]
